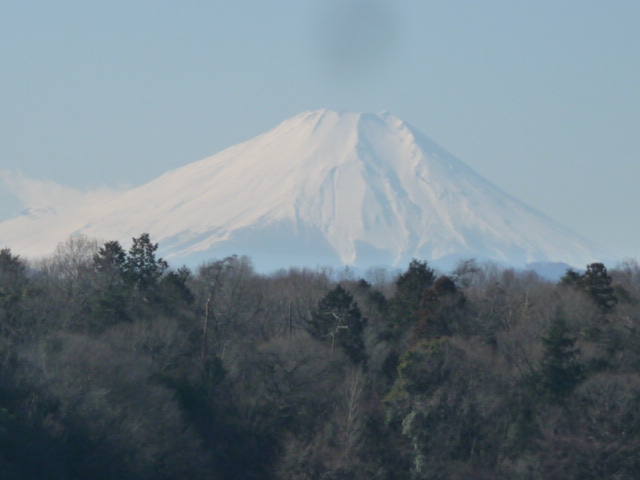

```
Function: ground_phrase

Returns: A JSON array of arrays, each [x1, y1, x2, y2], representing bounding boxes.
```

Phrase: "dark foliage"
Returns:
[[561, 262, 618, 312], [308, 284, 367, 366], [537, 317, 585, 402], [582, 262, 618, 311], [0, 238, 638, 480], [0, 248, 30, 339], [388, 259, 435, 328]]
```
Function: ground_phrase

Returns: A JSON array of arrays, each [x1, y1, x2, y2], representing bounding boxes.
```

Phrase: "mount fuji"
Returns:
[[0, 109, 604, 271]]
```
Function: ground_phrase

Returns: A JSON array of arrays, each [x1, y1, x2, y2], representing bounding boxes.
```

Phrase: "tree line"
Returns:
[[1, 233, 640, 479]]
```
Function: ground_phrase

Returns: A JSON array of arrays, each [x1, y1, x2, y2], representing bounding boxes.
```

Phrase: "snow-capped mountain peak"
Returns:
[[0, 110, 604, 271]]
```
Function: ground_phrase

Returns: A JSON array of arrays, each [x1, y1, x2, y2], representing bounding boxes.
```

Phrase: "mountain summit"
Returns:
[[0, 109, 602, 270]]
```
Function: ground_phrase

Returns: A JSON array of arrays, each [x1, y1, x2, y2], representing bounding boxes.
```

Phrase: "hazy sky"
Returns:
[[1, 1, 639, 260]]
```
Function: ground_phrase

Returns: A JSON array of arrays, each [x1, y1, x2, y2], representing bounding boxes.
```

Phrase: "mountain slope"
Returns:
[[0, 109, 604, 270]]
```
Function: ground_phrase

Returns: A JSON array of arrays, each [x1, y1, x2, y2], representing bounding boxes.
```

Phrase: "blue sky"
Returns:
[[1, 1, 639, 260]]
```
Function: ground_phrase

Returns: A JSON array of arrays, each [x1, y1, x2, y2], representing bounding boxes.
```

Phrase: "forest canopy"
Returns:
[[1, 234, 640, 480]]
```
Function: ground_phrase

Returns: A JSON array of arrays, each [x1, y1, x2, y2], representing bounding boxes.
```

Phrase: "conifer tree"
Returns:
[[581, 262, 617, 312], [308, 285, 367, 366], [90, 240, 131, 325], [0, 248, 29, 338], [388, 259, 435, 329], [412, 275, 465, 341], [93, 240, 127, 274], [124, 233, 168, 293], [539, 317, 584, 403]]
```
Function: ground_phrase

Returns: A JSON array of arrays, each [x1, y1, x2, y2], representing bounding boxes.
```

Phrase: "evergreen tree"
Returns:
[[560, 267, 582, 287], [91, 241, 130, 325], [560, 263, 617, 312], [412, 275, 466, 341], [159, 266, 195, 313], [93, 240, 127, 274], [308, 285, 367, 366], [388, 259, 435, 329], [0, 248, 30, 339], [124, 233, 168, 294], [539, 317, 584, 403], [581, 262, 617, 312]]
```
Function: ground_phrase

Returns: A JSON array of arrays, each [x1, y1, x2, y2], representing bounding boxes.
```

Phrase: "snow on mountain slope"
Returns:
[[0, 109, 604, 270]]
